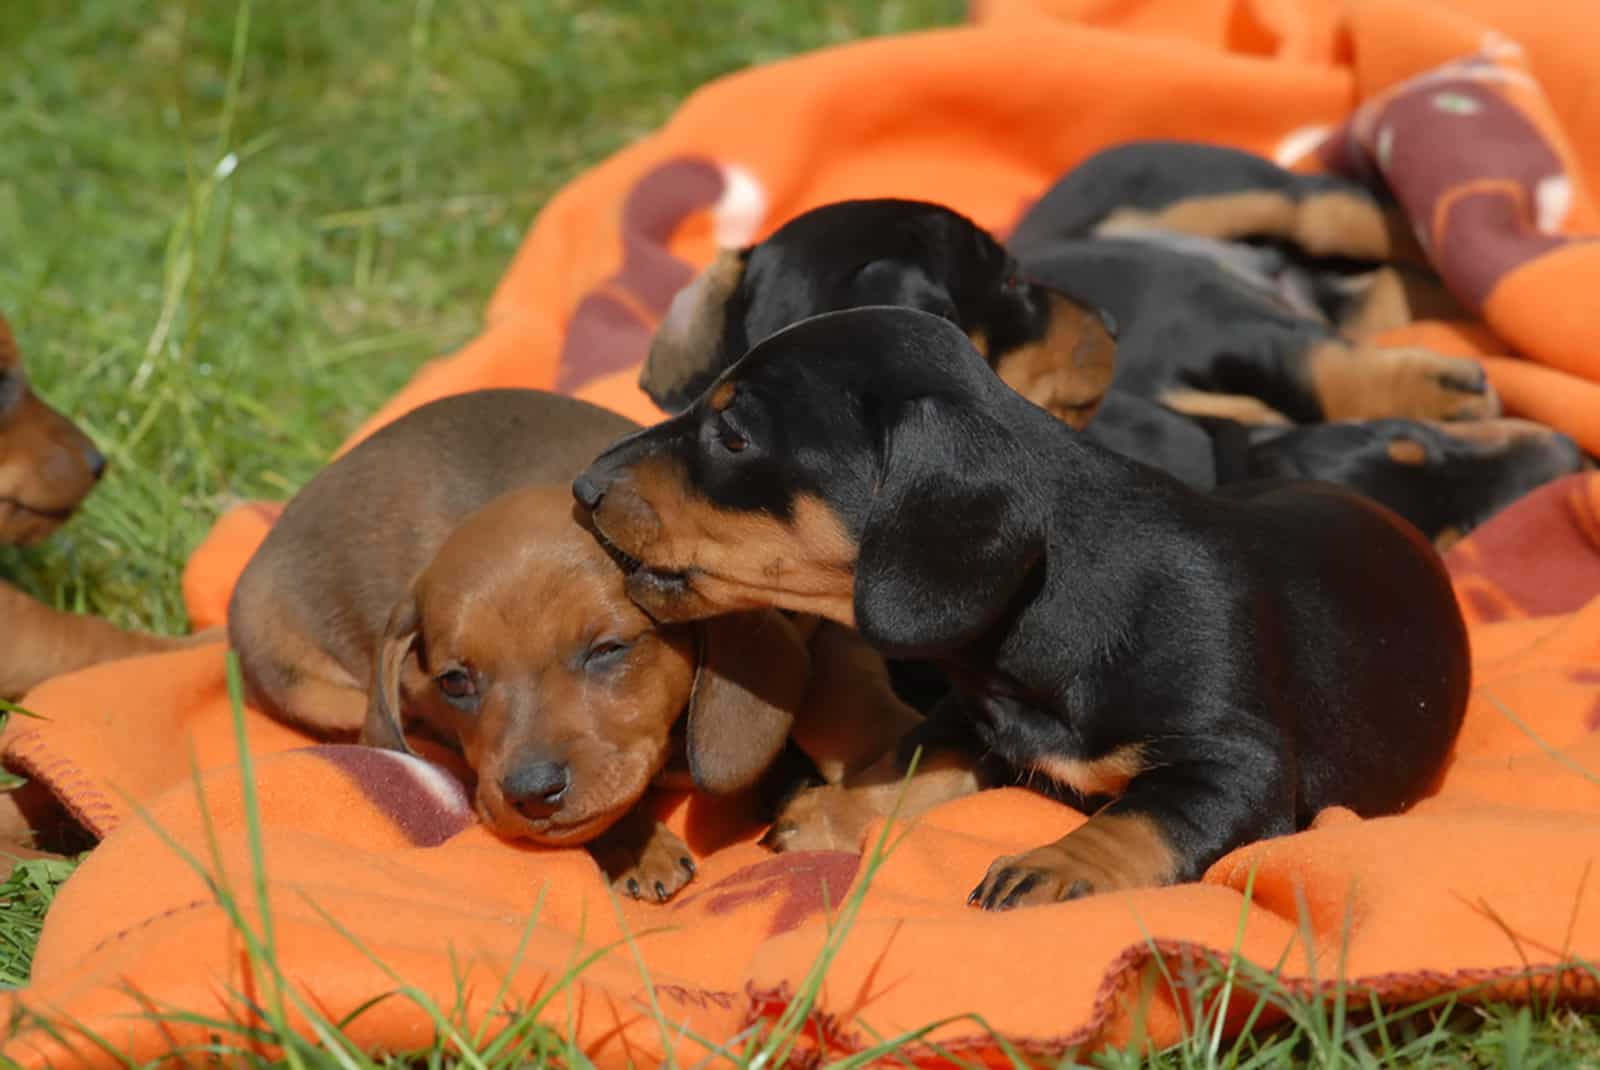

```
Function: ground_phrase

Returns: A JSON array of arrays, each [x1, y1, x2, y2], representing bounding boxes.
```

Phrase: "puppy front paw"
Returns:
[[761, 784, 877, 853], [590, 820, 697, 902], [969, 813, 1177, 911]]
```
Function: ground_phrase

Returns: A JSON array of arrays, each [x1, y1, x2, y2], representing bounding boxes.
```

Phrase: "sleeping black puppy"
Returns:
[[574, 307, 1471, 909], [1090, 392, 1586, 548], [642, 198, 1117, 429]]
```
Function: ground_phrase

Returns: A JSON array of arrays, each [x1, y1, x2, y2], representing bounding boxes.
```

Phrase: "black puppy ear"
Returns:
[[640, 249, 747, 411], [362, 593, 419, 754], [685, 610, 810, 794], [856, 397, 1047, 657]]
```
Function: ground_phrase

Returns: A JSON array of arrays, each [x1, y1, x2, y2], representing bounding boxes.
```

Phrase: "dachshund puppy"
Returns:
[[642, 197, 1495, 432], [641, 198, 1118, 429], [1086, 392, 1586, 548], [229, 389, 895, 900], [0, 312, 217, 702], [0, 313, 105, 546], [574, 307, 1470, 909]]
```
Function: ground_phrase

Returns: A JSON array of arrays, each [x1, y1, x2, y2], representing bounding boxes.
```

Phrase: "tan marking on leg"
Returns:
[[1097, 192, 1298, 242], [1030, 743, 1147, 798], [973, 812, 1177, 908], [1425, 417, 1556, 449], [993, 292, 1117, 430], [1339, 266, 1468, 339], [1385, 438, 1428, 466], [1160, 389, 1293, 426], [1306, 341, 1500, 423], [966, 328, 990, 360]]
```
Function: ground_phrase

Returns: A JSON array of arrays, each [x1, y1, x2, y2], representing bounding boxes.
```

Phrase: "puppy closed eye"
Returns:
[[584, 639, 634, 672], [435, 667, 479, 709]]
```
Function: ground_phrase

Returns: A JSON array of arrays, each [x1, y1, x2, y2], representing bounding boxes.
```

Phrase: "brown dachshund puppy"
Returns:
[[0, 312, 215, 703], [229, 389, 891, 900], [0, 313, 105, 546]]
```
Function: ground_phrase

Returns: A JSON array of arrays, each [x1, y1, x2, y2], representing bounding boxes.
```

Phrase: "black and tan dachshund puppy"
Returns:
[[643, 198, 1117, 429], [1090, 392, 1585, 549], [574, 307, 1471, 909]]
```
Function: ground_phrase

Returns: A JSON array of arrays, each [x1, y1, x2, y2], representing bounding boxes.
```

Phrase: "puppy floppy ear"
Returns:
[[684, 610, 810, 794], [856, 397, 1048, 656], [640, 249, 747, 411], [850, 259, 959, 321], [362, 594, 419, 754]]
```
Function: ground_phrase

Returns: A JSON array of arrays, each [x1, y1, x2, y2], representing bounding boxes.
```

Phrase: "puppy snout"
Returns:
[[501, 760, 570, 819], [84, 443, 107, 481]]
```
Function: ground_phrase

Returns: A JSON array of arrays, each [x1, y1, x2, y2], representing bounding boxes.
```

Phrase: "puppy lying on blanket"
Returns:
[[228, 388, 916, 900], [638, 193, 1580, 544], [1, 313, 215, 702], [574, 307, 1471, 908]]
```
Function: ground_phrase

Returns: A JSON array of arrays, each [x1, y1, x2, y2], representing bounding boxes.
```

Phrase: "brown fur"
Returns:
[[0, 315, 103, 547], [595, 456, 857, 625], [1098, 189, 1421, 264], [992, 291, 1116, 429], [1028, 743, 1147, 798], [1386, 438, 1429, 466], [1305, 341, 1501, 423], [639, 249, 744, 404], [972, 812, 1178, 908], [1160, 389, 1293, 426]]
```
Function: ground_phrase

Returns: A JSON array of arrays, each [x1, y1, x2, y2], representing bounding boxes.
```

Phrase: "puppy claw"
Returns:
[[600, 821, 697, 904]]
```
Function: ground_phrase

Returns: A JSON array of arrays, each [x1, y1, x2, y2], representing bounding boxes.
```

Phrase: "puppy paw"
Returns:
[[761, 784, 876, 853], [591, 821, 697, 903], [1314, 344, 1501, 423], [968, 814, 1177, 911]]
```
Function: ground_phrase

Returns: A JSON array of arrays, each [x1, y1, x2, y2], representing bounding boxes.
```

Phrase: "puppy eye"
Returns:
[[584, 639, 632, 670], [719, 427, 748, 453], [435, 667, 478, 705]]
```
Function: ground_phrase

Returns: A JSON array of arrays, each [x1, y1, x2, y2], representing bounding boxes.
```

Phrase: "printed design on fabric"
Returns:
[[317, 744, 476, 847], [556, 156, 767, 394], [1318, 50, 1595, 310], [671, 851, 860, 937], [1443, 474, 1600, 624]]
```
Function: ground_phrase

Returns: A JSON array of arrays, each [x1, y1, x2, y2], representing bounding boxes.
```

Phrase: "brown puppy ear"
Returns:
[[362, 595, 419, 754], [640, 249, 747, 412], [992, 289, 1117, 431], [685, 610, 809, 794]]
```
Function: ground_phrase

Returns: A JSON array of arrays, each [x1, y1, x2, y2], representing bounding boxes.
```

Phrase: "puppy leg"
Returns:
[[587, 798, 697, 902], [764, 747, 983, 853], [1303, 341, 1499, 423], [1160, 390, 1293, 427], [0, 583, 218, 701], [971, 746, 1292, 909]]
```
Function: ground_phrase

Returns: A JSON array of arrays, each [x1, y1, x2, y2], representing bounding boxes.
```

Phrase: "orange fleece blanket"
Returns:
[[6, 0, 1600, 1065]]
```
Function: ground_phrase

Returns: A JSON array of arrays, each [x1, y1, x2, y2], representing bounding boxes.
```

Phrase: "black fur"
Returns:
[[578, 307, 1472, 896]]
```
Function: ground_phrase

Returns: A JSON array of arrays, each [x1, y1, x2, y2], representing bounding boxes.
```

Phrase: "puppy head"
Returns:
[[0, 316, 106, 545], [640, 199, 1114, 428], [580, 306, 1049, 658], [1247, 417, 1587, 548], [362, 485, 808, 844]]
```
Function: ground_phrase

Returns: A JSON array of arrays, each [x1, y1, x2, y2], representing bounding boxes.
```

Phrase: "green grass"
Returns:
[[2, 1, 1599, 1065]]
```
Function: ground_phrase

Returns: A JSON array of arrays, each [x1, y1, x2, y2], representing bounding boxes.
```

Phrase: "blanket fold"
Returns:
[[6, 0, 1600, 1064]]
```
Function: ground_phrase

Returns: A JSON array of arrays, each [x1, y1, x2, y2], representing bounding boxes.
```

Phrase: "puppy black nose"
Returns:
[[84, 445, 107, 481], [501, 760, 569, 819], [572, 471, 606, 510]]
